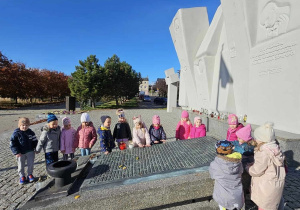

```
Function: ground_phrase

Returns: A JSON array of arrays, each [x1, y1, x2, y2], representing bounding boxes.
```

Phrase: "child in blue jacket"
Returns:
[[10, 118, 38, 184], [98, 115, 115, 154]]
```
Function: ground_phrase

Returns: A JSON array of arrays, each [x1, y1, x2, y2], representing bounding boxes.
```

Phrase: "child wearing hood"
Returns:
[[36, 113, 61, 165], [10, 118, 38, 184], [245, 122, 286, 210], [227, 114, 244, 141], [98, 115, 115, 154], [175, 110, 192, 140], [209, 140, 244, 210], [149, 115, 167, 144], [60, 117, 76, 160], [190, 117, 206, 138], [75, 113, 97, 156], [132, 116, 151, 147]]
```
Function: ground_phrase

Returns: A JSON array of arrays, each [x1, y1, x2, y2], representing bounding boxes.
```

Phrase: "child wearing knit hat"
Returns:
[[175, 110, 192, 140], [132, 116, 151, 147], [75, 113, 97, 156], [60, 117, 77, 160], [190, 117, 206, 139], [10, 117, 38, 184], [245, 122, 285, 210], [36, 113, 61, 165], [227, 114, 244, 141], [209, 140, 244, 210], [98, 115, 115, 154], [149, 115, 167, 144], [232, 124, 255, 157], [113, 109, 132, 149]]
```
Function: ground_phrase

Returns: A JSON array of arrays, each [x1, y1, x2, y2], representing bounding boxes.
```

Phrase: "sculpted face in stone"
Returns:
[[260, 2, 290, 37]]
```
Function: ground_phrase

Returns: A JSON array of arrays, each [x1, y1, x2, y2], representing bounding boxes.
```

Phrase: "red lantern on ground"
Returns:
[[119, 142, 127, 150]]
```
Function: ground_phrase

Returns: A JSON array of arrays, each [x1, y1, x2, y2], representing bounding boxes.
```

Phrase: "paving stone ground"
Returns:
[[0, 101, 300, 209]]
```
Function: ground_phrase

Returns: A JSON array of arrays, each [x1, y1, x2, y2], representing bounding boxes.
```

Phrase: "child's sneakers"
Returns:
[[27, 174, 35, 183], [19, 176, 26, 185]]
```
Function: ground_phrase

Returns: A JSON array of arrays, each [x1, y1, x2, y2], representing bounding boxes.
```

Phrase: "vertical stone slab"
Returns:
[[194, 6, 235, 113], [165, 68, 179, 112], [221, 0, 251, 116], [247, 1, 300, 134], [170, 7, 209, 110]]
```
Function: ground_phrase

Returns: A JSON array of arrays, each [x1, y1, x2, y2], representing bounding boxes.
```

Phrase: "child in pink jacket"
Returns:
[[227, 114, 244, 141], [75, 113, 97, 156], [190, 117, 206, 138], [175, 110, 192, 140], [132, 116, 151, 147], [60, 117, 76, 160], [245, 122, 285, 210]]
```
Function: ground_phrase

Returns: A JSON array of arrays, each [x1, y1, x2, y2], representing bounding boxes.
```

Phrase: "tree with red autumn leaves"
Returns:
[[0, 51, 70, 103]]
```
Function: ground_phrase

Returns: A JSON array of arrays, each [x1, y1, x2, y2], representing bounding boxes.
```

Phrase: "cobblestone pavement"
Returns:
[[0, 102, 300, 209]]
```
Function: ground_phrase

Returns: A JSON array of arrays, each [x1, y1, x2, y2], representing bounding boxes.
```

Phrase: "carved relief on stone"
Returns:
[[260, 2, 290, 38]]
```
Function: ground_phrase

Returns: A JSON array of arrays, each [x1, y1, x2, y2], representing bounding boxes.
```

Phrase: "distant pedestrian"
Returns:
[[36, 113, 61, 165], [98, 115, 115, 154], [175, 110, 192, 140], [113, 109, 132, 149], [227, 114, 244, 141], [132, 116, 151, 147], [245, 122, 286, 210], [149, 115, 166, 144], [190, 117, 206, 138], [10, 117, 38, 184], [209, 140, 244, 210], [60, 117, 76, 160], [75, 113, 97, 156]]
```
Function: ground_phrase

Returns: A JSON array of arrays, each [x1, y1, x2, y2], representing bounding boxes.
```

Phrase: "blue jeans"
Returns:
[[45, 151, 58, 165], [80, 148, 91, 156]]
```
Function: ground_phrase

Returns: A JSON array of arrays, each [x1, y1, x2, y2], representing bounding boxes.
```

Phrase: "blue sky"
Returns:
[[0, 0, 220, 84]]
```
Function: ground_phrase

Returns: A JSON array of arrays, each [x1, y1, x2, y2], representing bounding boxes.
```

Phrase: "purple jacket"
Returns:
[[190, 124, 206, 138], [60, 127, 76, 154]]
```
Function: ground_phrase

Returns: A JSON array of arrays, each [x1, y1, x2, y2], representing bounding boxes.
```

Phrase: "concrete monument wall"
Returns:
[[170, 0, 300, 134]]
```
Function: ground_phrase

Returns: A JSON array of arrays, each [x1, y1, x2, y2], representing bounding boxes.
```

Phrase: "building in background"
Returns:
[[139, 77, 149, 95]]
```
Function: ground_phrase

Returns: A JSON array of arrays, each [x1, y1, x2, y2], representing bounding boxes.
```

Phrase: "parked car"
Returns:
[[154, 97, 167, 105], [143, 95, 151, 102]]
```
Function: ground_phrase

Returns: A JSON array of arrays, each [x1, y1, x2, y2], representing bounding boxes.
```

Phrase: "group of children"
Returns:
[[9, 109, 168, 184], [10, 109, 287, 210], [209, 114, 286, 210]]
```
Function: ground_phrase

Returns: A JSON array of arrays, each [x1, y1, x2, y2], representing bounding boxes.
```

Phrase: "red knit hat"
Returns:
[[236, 124, 252, 141]]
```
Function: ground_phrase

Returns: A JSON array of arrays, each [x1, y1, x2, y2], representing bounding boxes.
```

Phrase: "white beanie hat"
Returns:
[[254, 122, 275, 143], [81, 113, 91, 123]]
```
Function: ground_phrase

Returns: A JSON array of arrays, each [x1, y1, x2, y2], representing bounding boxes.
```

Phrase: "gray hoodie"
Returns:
[[209, 155, 244, 209], [36, 125, 61, 153]]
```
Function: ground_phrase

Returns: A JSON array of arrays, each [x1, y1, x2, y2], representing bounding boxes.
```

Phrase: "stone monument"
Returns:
[[170, 0, 300, 134], [165, 68, 179, 112]]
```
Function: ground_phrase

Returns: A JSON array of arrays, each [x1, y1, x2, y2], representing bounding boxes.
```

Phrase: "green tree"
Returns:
[[103, 55, 140, 106], [68, 55, 103, 108]]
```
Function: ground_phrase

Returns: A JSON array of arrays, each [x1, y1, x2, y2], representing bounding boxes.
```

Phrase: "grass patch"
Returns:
[[95, 98, 138, 109]]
